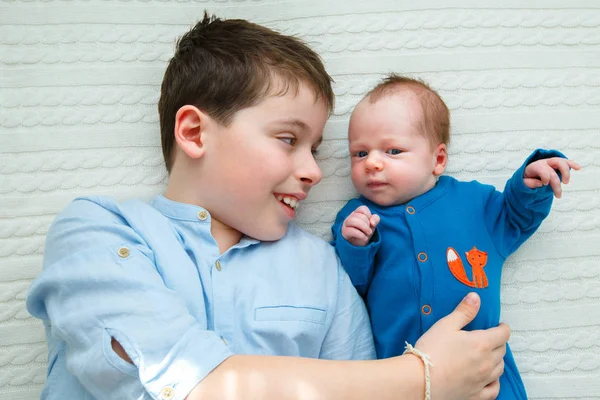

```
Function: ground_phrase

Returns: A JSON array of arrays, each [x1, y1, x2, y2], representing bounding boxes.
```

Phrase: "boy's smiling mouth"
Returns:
[[275, 194, 299, 210]]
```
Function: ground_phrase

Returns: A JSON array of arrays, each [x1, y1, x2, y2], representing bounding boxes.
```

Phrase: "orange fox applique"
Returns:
[[446, 246, 489, 288]]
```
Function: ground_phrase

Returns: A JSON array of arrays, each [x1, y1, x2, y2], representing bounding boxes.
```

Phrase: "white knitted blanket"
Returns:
[[1, 1, 599, 399]]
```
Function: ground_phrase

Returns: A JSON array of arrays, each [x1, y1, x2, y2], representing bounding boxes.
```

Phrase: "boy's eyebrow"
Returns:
[[273, 119, 310, 132]]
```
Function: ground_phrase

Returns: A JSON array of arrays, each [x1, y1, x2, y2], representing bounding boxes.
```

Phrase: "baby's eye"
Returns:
[[354, 150, 368, 158], [279, 137, 296, 146], [387, 149, 402, 155]]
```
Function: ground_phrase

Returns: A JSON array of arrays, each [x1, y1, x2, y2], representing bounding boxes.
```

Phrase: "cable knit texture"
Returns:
[[1, 1, 599, 399]]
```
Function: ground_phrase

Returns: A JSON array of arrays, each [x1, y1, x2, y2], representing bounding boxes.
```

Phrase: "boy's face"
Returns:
[[199, 82, 328, 241], [348, 92, 443, 206]]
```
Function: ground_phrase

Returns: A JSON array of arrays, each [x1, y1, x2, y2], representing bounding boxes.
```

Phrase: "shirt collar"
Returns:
[[151, 194, 210, 222], [151, 194, 260, 248]]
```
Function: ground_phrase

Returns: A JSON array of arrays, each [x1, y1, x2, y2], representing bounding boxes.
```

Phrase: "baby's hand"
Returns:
[[341, 205, 380, 246], [524, 157, 581, 198]]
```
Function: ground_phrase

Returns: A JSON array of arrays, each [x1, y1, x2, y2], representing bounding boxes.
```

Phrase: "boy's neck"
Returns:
[[164, 174, 243, 254], [210, 221, 243, 254]]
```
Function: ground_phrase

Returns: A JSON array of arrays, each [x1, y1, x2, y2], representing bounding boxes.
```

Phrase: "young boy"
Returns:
[[332, 74, 581, 400], [27, 14, 511, 400]]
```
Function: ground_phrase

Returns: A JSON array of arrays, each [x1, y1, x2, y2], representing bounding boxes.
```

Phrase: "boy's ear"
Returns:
[[174, 105, 209, 159], [433, 143, 447, 176]]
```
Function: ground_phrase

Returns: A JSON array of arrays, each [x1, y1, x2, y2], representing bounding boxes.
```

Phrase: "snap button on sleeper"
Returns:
[[417, 252, 428, 262], [160, 386, 175, 400], [421, 305, 432, 315], [198, 210, 208, 221], [118, 247, 130, 258], [406, 206, 416, 215], [215, 260, 222, 271]]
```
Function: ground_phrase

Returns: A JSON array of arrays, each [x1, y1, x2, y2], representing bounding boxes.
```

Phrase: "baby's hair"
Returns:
[[366, 74, 450, 146], [158, 11, 334, 173]]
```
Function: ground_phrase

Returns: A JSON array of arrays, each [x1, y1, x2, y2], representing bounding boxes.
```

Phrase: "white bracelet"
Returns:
[[403, 342, 434, 400]]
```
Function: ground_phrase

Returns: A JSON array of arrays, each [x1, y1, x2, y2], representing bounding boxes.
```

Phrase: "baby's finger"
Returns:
[[343, 228, 369, 246], [549, 159, 572, 184], [354, 205, 373, 219], [523, 178, 543, 189], [548, 170, 562, 198], [346, 209, 370, 226], [345, 214, 373, 235], [539, 164, 556, 186], [370, 214, 380, 228], [567, 160, 581, 171]]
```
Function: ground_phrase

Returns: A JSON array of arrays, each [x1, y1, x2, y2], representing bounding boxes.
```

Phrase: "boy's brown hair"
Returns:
[[367, 74, 450, 147], [158, 12, 335, 173]]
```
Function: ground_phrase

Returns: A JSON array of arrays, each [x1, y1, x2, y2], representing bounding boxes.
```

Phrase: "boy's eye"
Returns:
[[354, 151, 368, 158], [387, 149, 402, 155], [279, 137, 296, 146]]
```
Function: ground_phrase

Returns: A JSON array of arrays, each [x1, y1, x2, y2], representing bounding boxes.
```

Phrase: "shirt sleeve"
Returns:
[[319, 253, 376, 360], [26, 198, 232, 400], [483, 149, 567, 257], [331, 200, 381, 297]]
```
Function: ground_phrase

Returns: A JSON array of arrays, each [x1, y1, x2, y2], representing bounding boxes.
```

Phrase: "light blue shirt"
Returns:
[[27, 195, 375, 400]]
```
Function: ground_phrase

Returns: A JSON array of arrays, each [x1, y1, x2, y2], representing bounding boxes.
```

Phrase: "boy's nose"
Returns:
[[298, 156, 323, 186], [365, 153, 383, 171]]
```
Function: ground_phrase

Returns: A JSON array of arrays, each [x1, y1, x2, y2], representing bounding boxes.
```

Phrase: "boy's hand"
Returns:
[[415, 293, 509, 400], [524, 157, 581, 198], [341, 206, 380, 246]]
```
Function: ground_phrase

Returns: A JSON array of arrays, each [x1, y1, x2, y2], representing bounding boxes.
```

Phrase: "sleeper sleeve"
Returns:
[[331, 200, 381, 298], [483, 149, 567, 257]]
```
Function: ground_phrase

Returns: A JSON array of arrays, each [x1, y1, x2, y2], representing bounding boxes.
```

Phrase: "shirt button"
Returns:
[[406, 205, 416, 214], [118, 247, 130, 258], [417, 252, 428, 262], [197, 210, 208, 221], [422, 304, 432, 315], [215, 260, 222, 271], [160, 386, 175, 400]]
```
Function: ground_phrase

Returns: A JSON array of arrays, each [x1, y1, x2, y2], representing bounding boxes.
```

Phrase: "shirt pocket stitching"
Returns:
[[254, 305, 327, 324]]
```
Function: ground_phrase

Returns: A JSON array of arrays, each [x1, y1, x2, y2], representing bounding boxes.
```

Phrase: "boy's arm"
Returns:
[[331, 201, 381, 297], [483, 149, 570, 257], [186, 293, 509, 400], [26, 199, 232, 400]]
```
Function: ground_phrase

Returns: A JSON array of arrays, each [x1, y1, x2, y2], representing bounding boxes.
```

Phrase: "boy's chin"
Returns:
[[246, 224, 289, 242]]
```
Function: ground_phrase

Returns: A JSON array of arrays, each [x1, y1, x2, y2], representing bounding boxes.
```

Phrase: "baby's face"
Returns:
[[348, 92, 441, 206]]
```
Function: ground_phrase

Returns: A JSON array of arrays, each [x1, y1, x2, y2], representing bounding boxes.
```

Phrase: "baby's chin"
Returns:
[[360, 191, 410, 207]]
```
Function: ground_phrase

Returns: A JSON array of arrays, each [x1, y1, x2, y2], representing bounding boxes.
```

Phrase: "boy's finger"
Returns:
[[444, 292, 481, 330], [480, 379, 501, 400], [486, 322, 511, 352]]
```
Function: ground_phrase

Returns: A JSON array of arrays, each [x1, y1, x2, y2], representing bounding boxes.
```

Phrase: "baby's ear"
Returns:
[[433, 143, 447, 176], [174, 105, 208, 159]]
